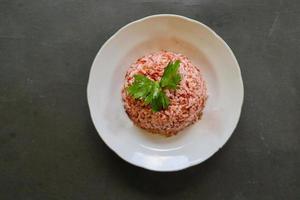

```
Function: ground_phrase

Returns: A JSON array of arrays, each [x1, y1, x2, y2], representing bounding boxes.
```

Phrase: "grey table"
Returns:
[[1, 0, 299, 199]]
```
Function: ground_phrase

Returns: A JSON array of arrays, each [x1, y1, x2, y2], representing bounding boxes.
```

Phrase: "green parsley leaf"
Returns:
[[127, 75, 163, 110], [150, 91, 170, 112], [127, 60, 181, 112], [144, 81, 160, 105], [127, 74, 155, 100], [160, 60, 181, 89]]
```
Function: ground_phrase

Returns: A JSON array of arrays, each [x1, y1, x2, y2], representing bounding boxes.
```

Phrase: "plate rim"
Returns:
[[87, 14, 244, 172]]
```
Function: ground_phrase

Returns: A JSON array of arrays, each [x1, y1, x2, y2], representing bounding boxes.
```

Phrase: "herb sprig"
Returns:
[[127, 60, 181, 112]]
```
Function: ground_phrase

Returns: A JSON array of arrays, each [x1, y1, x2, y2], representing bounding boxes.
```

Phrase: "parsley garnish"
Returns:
[[160, 60, 181, 89], [127, 60, 181, 112]]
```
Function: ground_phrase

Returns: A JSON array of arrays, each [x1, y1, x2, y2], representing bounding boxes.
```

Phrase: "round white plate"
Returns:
[[87, 14, 244, 171]]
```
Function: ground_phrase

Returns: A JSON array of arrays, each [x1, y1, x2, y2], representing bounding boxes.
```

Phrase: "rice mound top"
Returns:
[[122, 51, 207, 137]]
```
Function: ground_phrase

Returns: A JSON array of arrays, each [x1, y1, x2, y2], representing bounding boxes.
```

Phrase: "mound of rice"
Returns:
[[122, 51, 207, 136]]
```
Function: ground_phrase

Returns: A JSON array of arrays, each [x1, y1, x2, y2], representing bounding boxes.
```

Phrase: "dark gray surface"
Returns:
[[0, 0, 299, 199]]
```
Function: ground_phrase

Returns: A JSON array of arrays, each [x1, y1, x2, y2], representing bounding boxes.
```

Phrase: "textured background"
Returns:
[[0, 0, 299, 199]]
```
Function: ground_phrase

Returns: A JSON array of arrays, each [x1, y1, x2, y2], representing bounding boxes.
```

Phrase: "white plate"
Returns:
[[87, 14, 244, 171]]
